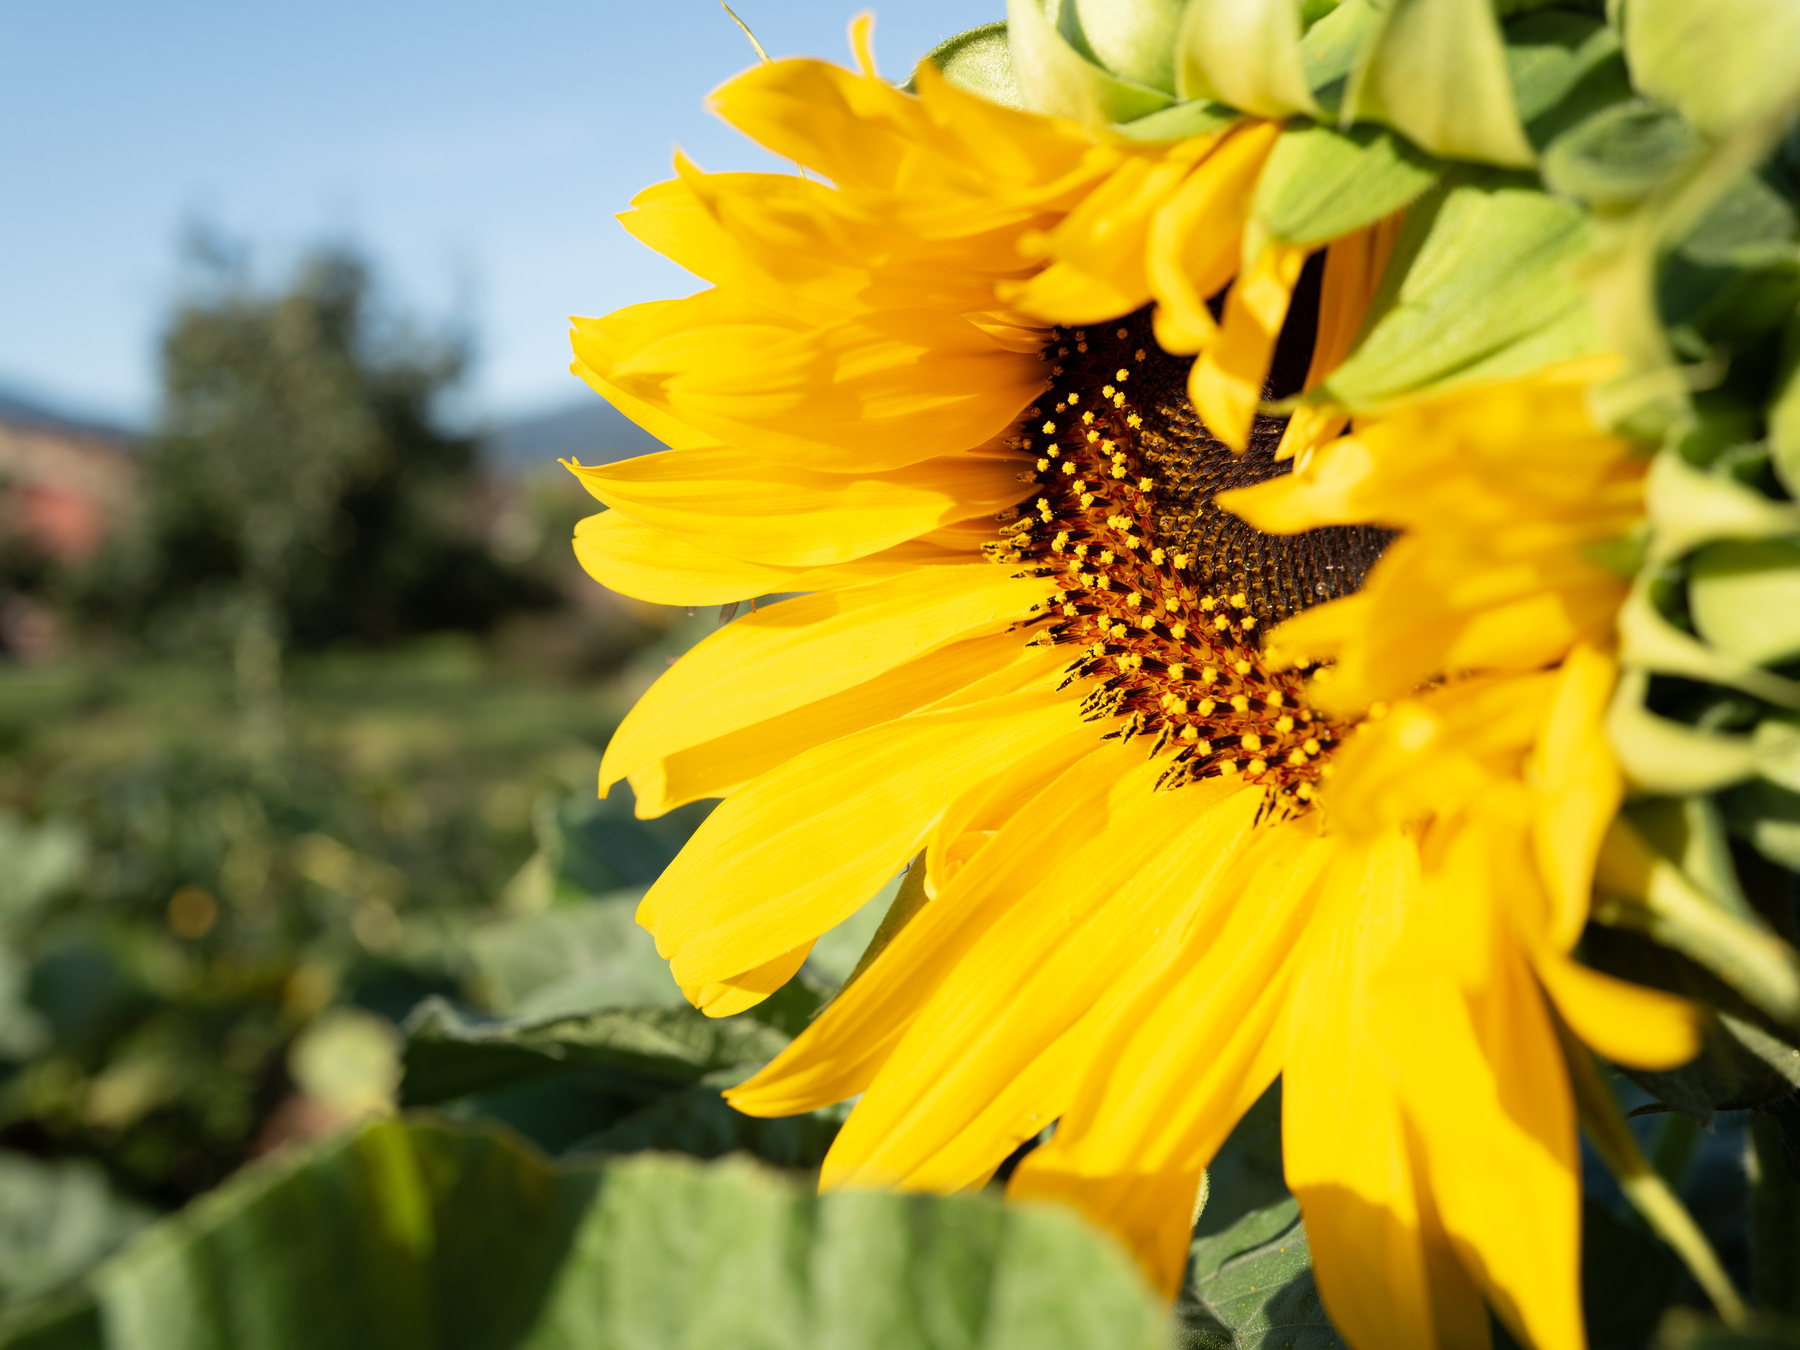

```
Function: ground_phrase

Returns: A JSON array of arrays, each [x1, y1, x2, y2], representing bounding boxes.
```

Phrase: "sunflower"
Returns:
[[566, 29, 1704, 1350]]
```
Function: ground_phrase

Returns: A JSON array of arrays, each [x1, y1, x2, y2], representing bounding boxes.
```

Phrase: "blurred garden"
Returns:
[[0, 241, 897, 1335]]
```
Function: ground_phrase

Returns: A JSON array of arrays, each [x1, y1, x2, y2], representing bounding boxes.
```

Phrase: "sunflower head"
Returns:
[[564, 5, 1800, 1345]]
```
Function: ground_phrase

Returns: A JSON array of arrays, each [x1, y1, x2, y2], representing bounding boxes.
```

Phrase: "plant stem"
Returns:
[[1561, 1031, 1748, 1326], [1751, 1110, 1800, 1314]]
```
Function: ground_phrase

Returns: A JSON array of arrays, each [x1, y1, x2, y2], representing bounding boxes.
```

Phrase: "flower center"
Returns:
[[991, 304, 1390, 812]]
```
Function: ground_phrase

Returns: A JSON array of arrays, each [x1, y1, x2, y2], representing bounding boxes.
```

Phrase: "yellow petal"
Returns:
[[568, 447, 1027, 568], [641, 686, 1076, 991], [1536, 950, 1699, 1070], [599, 292, 1046, 472], [1146, 121, 1280, 355], [1383, 920, 1583, 1350], [1008, 1159, 1213, 1301], [600, 565, 1045, 797], [627, 630, 1033, 815], [574, 511, 807, 606], [710, 55, 1104, 218], [570, 306, 724, 451], [1284, 832, 1447, 1350], [1188, 241, 1309, 451], [1528, 641, 1622, 951], [728, 739, 1144, 1117], [683, 940, 814, 1018], [924, 727, 1101, 894], [821, 776, 1262, 1191], [1300, 214, 1404, 390]]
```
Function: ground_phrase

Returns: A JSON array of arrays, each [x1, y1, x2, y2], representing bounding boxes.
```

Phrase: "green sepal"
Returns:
[[1593, 812, 1800, 1030], [1340, 0, 1536, 169], [1251, 121, 1441, 245], [1618, 573, 1800, 710], [1007, 0, 1175, 124], [1504, 10, 1633, 151], [1059, 0, 1189, 95], [1655, 1310, 1800, 1349], [1770, 307, 1800, 495], [1320, 169, 1595, 407], [1541, 99, 1702, 214], [1755, 716, 1800, 794], [1606, 669, 1760, 796], [914, 22, 1024, 109], [1624, 795, 1758, 923], [1643, 447, 1800, 563], [1111, 98, 1242, 141], [1687, 537, 1800, 668], [1588, 922, 1800, 1115], [1580, 37, 1800, 438], [1298, 0, 1380, 116], [1722, 777, 1800, 872], [1176, 0, 1322, 118], [1624, 0, 1800, 138]]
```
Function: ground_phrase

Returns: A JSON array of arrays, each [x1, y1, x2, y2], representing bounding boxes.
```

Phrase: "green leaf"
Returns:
[[398, 998, 826, 1158], [0, 1155, 154, 1311], [1251, 122, 1440, 247], [1542, 99, 1702, 213], [1176, 0, 1322, 118], [915, 22, 1024, 108], [1178, 1200, 1333, 1350], [2, 1121, 1168, 1350], [467, 889, 680, 1021], [1624, 0, 1800, 138], [1059, 0, 1189, 95], [1688, 538, 1800, 668], [1341, 0, 1535, 169], [400, 1000, 788, 1108], [99, 1119, 591, 1350], [1321, 169, 1596, 407], [1007, 0, 1175, 124], [566, 1083, 842, 1168]]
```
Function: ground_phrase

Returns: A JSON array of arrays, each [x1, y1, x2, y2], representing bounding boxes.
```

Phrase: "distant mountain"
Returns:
[[485, 397, 662, 476], [0, 382, 137, 442]]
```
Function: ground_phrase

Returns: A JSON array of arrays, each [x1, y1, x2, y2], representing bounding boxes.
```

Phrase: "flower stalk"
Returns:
[[1561, 1027, 1747, 1326]]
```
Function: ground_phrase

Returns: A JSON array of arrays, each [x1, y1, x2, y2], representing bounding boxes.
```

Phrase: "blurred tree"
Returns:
[[86, 237, 549, 684]]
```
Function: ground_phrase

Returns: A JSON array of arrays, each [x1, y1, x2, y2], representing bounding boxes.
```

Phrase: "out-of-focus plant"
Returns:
[[74, 237, 553, 688], [0, 643, 632, 1209]]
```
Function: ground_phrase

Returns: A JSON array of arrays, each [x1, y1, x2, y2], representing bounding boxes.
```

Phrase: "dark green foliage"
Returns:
[[84, 241, 549, 653], [0, 643, 663, 1211]]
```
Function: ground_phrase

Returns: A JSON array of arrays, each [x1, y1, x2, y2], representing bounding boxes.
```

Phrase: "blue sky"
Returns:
[[0, 0, 1001, 427]]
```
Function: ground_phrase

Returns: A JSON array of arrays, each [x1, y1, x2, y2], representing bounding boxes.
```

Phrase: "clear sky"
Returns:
[[0, 0, 1002, 427]]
